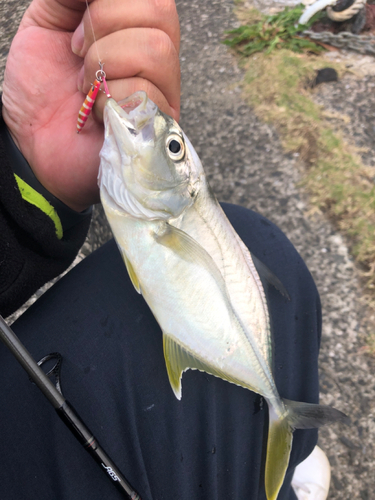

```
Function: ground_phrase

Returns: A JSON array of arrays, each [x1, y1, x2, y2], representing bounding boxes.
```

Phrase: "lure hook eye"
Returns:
[[95, 69, 106, 82]]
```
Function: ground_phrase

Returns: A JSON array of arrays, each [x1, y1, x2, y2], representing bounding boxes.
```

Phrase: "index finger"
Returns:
[[19, 0, 91, 32], [74, 0, 180, 56]]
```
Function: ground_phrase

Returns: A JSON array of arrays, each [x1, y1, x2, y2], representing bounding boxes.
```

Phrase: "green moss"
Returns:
[[320, 129, 342, 151]]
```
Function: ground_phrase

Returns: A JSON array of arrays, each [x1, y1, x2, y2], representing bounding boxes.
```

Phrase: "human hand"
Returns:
[[2, 0, 180, 211]]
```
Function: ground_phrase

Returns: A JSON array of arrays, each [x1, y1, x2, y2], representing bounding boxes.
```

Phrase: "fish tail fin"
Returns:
[[265, 405, 293, 500], [265, 400, 349, 500]]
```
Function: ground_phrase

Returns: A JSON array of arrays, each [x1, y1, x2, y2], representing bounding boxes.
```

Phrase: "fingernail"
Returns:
[[77, 66, 84, 92], [71, 20, 84, 56]]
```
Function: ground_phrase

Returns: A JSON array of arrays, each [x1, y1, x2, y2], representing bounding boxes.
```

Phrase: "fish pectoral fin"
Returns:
[[251, 253, 290, 300], [154, 224, 227, 291], [118, 246, 141, 294]]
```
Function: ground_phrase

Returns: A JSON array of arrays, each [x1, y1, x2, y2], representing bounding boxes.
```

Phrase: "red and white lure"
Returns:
[[76, 0, 112, 134], [76, 63, 111, 133]]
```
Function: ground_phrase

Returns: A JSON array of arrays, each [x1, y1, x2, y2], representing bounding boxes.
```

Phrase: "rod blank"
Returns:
[[0, 314, 141, 500]]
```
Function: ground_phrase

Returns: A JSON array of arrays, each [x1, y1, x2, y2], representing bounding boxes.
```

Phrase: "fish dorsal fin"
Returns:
[[163, 333, 257, 400], [117, 245, 141, 294], [251, 253, 290, 300]]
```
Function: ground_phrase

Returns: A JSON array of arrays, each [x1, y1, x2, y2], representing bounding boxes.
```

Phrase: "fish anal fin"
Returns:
[[163, 333, 220, 400], [163, 333, 258, 399], [163, 333, 185, 400]]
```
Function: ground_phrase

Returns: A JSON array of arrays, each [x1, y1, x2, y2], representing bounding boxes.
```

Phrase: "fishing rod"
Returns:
[[0, 314, 141, 500]]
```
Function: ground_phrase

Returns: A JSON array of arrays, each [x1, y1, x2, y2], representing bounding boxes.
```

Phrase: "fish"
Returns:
[[98, 91, 348, 500]]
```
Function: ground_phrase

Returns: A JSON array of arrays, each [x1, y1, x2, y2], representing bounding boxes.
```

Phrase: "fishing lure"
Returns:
[[76, 0, 112, 134], [76, 74, 101, 133], [77, 65, 110, 134]]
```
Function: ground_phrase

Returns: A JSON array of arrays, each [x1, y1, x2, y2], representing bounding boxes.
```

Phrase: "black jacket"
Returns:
[[0, 104, 91, 317]]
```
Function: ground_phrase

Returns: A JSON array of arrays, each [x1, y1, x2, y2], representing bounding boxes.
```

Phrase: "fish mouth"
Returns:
[[118, 92, 147, 114], [103, 91, 158, 149]]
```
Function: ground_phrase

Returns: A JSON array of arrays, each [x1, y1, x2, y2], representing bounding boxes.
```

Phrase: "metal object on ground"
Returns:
[[302, 29, 375, 54]]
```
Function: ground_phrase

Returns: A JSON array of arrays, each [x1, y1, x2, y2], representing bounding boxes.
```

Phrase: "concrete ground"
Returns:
[[1, 0, 374, 498]]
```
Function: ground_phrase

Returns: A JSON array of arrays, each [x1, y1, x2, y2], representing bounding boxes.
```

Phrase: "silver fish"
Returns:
[[98, 91, 347, 500]]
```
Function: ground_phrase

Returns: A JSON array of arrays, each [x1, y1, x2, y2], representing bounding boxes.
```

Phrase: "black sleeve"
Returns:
[[0, 104, 92, 318]]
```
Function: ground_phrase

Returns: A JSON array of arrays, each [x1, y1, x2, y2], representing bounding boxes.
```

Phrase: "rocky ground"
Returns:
[[1, 0, 375, 498]]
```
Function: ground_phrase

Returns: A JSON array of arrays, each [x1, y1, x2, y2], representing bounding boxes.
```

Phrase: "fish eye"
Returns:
[[166, 134, 185, 161]]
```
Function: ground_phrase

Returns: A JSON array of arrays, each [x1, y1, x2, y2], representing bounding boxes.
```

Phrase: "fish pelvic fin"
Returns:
[[123, 253, 141, 294], [117, 246, 141, 294], [265, 399, 349, 500]]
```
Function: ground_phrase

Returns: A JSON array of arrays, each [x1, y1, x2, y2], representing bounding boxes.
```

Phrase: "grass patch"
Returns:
[[223, 4, 325, 55], [230, 43, 375, 304]]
